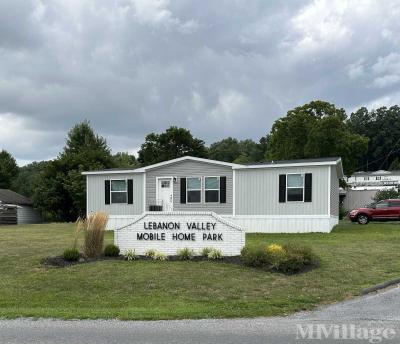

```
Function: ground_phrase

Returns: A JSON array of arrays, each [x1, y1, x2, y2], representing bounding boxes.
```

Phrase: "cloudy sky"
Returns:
[[1, 0, 400, 165]]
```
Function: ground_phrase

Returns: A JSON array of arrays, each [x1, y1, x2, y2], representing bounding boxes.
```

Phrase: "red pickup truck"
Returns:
[[349, 199, 400, 224]]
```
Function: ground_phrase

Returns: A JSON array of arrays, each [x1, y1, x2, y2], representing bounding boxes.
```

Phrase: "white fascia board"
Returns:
[[136, 156, 242, 172], [233, 159, 342, 170], [82, 170, 143, 175]]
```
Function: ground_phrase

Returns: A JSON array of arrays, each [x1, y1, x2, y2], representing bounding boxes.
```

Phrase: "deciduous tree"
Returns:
[[0, 150, 18, 189], [138, 126, 207, 165]]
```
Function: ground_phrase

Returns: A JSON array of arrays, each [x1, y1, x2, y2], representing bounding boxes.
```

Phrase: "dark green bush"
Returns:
[[104, 244, 120, 257], [277, 243, 320, 273], [339, 204, 347, 220], [241, 243, 319, 273], [241, 246, 271, 267], [63, 248, 80, 262]]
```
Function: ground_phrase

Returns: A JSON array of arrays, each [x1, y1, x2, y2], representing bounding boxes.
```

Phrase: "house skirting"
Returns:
[[222, 215, 339, 233], [107, 214, 339, 233]]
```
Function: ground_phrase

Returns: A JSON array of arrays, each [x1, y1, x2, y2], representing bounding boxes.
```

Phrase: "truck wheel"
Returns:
[[357, 214, 369, 225]]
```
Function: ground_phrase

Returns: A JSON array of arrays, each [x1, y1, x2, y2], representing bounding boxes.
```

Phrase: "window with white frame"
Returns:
[[286, 174, 304, 202], [376, 176, 381, 180], [205, 176, 219, 203], [111, 180, 127, 204], [187, 177, 201, 203]]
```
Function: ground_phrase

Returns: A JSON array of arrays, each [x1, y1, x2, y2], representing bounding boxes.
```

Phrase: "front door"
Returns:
[[157, 177, 173, 211]]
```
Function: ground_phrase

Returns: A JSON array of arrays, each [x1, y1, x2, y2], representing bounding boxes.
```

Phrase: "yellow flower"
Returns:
[[266, 244, 285, 255]]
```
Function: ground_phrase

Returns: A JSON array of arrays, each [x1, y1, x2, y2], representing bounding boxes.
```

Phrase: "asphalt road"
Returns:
[[1, 286, 400, 344]]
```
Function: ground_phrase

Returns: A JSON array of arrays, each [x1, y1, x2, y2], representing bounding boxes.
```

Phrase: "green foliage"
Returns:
[[113, 152, 140, 168], [63, 248, 80, 262], [200, 247, 212, 258], [125, 249, 137, 261], [348, 105, 400, 171], [207, 248, 222, 259], [177, 247, 195, 260], [241, 243, 319, 273], [104, 244, 120, 257], [266, 100, 368, 174], [145, 249, 156, 258], [34, 121, 114, 221], [373, 188, 400, 202], [0, 150, 19, 189], [11, 161, 47, 197], [138, 126, 207, 165], [241, 246, 270, 267], [278, 243, 319, 274], [389, 157, 400, 171], [339, 204, 347, 220], [208, 137, 265, 163]]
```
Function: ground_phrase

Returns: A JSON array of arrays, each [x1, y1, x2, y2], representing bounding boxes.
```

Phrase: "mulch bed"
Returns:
[[42, 255, 317, 275], [42, 255, 242, 268]]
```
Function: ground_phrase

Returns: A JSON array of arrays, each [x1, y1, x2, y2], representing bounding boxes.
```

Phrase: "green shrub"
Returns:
[[104, 244, 120, 257], [154, 252, 167, 261], [145, 249, 156, 258], [177, 247, 195, 260], [207, 248, 222, 259], [125, 249, 137, 261], [63, 248, 80, 262], [339, 204, 347, 220], [276, 243, 319, 273], [201, 247, 212, 258], [241, 246, 270, 267], [241, 243, 319, 273]]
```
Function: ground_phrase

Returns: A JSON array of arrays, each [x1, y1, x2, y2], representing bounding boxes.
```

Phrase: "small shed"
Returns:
[[0, 189, 41, 225]]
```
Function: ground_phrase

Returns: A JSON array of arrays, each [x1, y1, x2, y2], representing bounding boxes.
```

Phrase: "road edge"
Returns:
[[361, 278, 400, 295]]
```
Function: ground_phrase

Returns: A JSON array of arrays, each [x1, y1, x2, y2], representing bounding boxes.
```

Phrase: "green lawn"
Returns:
[[0, 221, 399, 320]]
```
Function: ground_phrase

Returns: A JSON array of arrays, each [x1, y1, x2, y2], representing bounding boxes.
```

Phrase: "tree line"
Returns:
[[1, 100, 399, 221]]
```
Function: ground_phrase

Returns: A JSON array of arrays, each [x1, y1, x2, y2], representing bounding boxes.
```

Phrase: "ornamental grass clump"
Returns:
[[177, 247, 195, 260], [145, 249, 156, 259], [207, 248, 222, 259], [201, 247, 212, 258], [78, 212, 108, 258], [154, 251, 167, 261], [125, 249, 137, 261]]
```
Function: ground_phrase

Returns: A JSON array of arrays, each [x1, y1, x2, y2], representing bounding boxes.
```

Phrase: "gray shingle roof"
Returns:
[[0, 189, 32, 205]]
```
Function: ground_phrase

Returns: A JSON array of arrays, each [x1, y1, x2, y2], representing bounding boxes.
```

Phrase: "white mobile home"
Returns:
[[83, 156, 343, 233]]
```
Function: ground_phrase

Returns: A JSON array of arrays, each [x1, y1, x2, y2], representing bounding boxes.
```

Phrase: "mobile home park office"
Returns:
[[83, 156, 343, 233]]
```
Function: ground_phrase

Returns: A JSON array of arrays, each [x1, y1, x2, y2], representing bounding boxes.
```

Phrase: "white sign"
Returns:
[[114, 212, 245, 256]]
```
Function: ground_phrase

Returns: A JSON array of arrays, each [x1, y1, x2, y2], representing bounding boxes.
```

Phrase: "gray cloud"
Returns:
[[0, 0, 399, 165]]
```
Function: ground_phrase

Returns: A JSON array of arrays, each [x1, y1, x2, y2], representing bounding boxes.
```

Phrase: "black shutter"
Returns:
[[279, 174, 286, 203], [105, 180, 110, 205], [304, 173, 312, 202], [127, 179, 133, 204], [180, 178, 186, 204], [220, 176, 226, 203]]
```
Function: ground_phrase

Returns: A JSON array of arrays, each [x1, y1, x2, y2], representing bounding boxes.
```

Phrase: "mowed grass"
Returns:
[[0, 221, 399, 320]]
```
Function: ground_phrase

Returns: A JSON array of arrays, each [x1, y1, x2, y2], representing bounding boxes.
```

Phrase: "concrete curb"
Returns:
[[361, 278, 400, 295]]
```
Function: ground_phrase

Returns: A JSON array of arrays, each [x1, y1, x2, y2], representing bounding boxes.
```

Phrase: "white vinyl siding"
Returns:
[[87, 173, 143, 215], [235, 165, 329, 215], [146, 160, 233, 214]]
